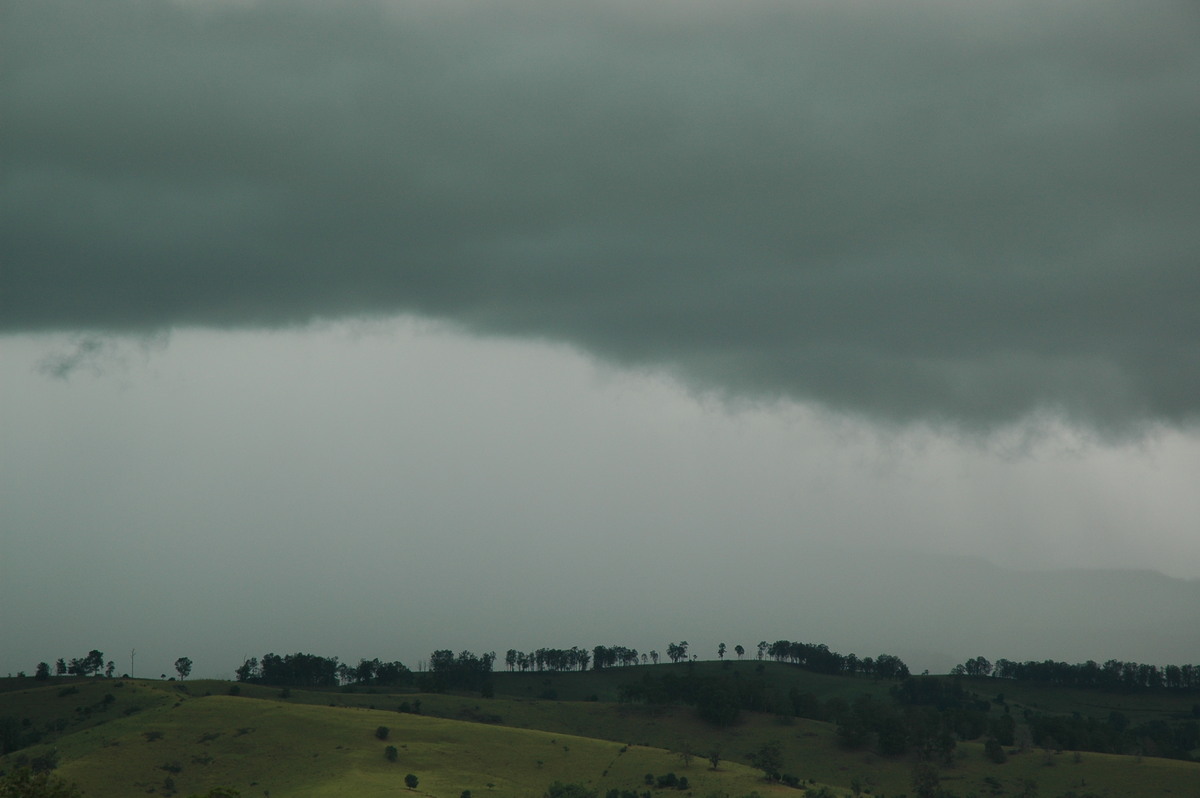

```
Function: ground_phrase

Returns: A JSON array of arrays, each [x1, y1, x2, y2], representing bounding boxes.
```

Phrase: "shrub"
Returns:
[[376, 726, 390, 740], [461, 792, 472, 798], [405, 773, 419, 789], [985, 737, 1007, 764], [545, 782, 597, 798], [29, 749, 60, 773], [385, 745, 398, 762]]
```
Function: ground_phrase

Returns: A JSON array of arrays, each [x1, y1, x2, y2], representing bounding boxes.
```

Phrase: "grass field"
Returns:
[[3, 666, 1198, 797]]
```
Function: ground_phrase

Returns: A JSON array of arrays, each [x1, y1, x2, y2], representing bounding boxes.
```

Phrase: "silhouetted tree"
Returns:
[[753, 740, 782, 781], [666, 642, 688, 664], [734, 645, 744, 661], [174, 657, 192, 681], [717, 643, 726, 660], [235, 657, 258, 682], [911, 762, 940, 798]]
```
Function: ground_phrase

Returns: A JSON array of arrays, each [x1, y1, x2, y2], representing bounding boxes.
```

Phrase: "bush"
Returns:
[[0, 767, 82, 798], [376, 726, 390, 740], [385, 745, 398, 762], [985, 737, 1007, 764], [405, 774, 419, 789]]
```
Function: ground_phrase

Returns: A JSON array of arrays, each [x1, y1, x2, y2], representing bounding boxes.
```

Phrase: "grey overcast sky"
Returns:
[[3, 0, 1199, 678]]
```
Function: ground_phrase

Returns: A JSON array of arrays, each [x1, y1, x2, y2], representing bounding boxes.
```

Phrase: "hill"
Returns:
[[3, 663, 1199, 797]]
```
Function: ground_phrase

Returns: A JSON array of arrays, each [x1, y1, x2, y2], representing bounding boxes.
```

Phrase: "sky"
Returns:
[[3, 0, 1199, 679]]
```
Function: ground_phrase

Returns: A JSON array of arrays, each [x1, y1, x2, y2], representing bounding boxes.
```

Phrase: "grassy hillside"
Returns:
[[3, 668, 1199, 797], [0, 679, 792, 798]]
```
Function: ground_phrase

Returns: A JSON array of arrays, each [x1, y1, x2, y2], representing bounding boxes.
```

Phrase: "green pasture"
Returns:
[[5, 688, 797, 798]]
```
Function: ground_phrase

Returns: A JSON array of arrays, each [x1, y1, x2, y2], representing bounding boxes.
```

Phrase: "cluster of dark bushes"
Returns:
[[618, 671, 769, 726], [643, 773, 689, 790], [823, 672, 1200, 763], [1026, 709, 1200, 760], [0, 716, 44, 756], [617, 645, 912, 728]]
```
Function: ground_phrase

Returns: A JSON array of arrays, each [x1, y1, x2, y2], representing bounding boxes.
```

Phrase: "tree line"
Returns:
[[952, 655, 1200, 692]]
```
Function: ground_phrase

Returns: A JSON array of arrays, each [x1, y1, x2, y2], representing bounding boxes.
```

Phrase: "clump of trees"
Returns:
[[234, 653, 412, 688], [346, 658, 413, 686], [419, 650, 495, 693], [589, 646, 642, 670], [40, 651, 109, 678], [764, 640, 909, 679], [235, 653, 340, 687], [503, 647, 591, 673], [665, 642, 689, 664]]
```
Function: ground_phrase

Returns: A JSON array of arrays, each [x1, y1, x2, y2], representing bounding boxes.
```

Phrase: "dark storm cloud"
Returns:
[[4, 0, 1199, 430]]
